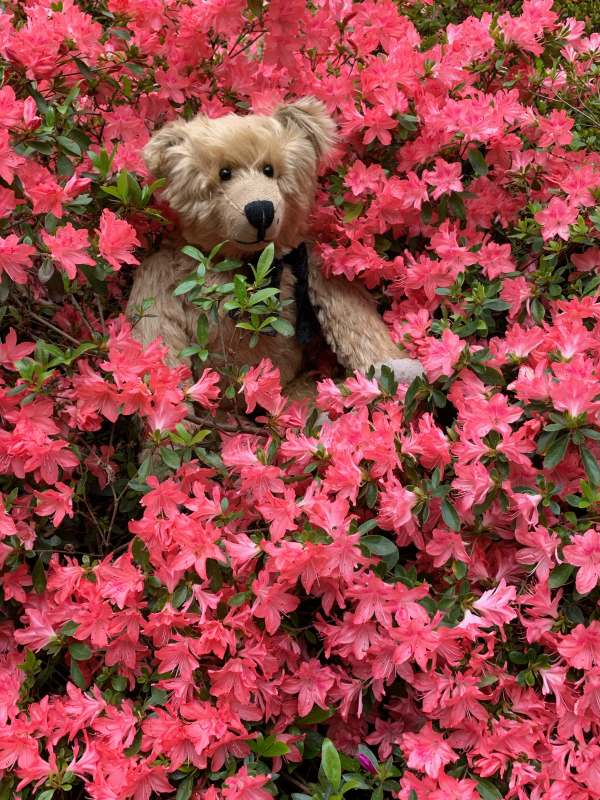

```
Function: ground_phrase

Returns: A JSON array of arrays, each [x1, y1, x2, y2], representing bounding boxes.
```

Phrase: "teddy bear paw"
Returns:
[[374, 357, 424, 386]]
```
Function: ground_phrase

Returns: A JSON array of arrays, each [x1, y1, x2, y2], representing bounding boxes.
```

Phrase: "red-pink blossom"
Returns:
[[563, 528, 600, 594], [41, 223, 95, 280], [97, 208, 140, 270]]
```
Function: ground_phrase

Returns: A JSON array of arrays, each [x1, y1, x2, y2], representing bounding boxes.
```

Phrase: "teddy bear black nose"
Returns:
[[244, 200, 275, 232]]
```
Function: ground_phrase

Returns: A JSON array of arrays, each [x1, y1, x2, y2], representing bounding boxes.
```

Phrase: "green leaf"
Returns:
[[69, 642, 92, 661], [378, 364, 397, 396], [251, 735, 290, 757], [208, 241, 228, 262], [485, 299, 510, 311], [470, 363, 504, 386], [357, 518, 378, 535], [477, 779, 503, 800], [343, 202, 364, 223], [60, 621, 79, 636], [565, 493, 586, 508], [322, 738, 342, 790], [452, 560, 467, 580], [176, 774, 195, 800], [582, 428, 600, 441], [398, 113, 419, 130], [172, 584, 189, 609], [297, 706, 335, 725], [342, 777, 369, 793], [117, 169, 129, 203], [196, 313, 209, 346], [181, 246, 204, 262], [269, 317, 295, 336], [361, 535, 398, 559], [112, 674, 127, 691], [447, 192, 466, 220], [146, 687, 168, 708], [508, 649, 528, 665], [124, 728, 142, 757], [441, 499, 461, 532], [57, 153, 74, 177], [160, 448, 181, 470], [467, 148, 488, 176], [361, 533, 400, 570], [549, 563, 575, 589], [74, 57, 95, 80], [580, 444, 600, 486], [132, 537, 150, 570], [255, 242, 275, 282], [57, 135, 81, 156], [228, 591, 249, 607], [70, 659, 88, 689], [531, 298, 546, 324], [249, 287, 280, 305], [36, 791, 55, 800], [543, 434, 569, 470], [32, 558, 47, 594]]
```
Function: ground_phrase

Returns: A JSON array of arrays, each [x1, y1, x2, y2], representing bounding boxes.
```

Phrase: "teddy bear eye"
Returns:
[[219, 167, 232, 181], [262, 164, 274, 178]]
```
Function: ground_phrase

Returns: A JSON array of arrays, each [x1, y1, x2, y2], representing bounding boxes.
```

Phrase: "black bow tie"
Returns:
[[272, 243, 320, 345]]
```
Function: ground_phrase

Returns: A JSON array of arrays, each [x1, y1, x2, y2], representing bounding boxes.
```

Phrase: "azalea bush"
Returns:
[[2, 0, 600, 798]]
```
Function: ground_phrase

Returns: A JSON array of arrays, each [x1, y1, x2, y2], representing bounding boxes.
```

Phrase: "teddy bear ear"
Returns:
[[143, 120, 190, 178], [274, 97, 337, 160]]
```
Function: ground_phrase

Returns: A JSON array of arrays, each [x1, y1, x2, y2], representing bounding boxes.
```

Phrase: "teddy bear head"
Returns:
[[144, 97, 336, 254]]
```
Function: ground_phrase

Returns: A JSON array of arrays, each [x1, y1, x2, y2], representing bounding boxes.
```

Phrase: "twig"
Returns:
[[187, 412, 265, 436], [70, 296, 98, 339], [81, 491, 108, 551], [27, 310, 81, 346], [96, 296, 106, 333], [106, 482, 130, 542], [283, 774, 312, 794]]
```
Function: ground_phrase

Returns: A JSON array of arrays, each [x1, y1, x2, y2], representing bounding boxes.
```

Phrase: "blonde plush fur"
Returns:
[[127, 98, 422, 402]]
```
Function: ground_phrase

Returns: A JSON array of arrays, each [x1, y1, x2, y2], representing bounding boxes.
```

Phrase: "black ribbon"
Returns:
[[276, 242, 321, 345]]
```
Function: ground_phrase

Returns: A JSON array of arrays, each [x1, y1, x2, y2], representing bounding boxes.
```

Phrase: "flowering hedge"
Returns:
[[2, 0, 600, 798]]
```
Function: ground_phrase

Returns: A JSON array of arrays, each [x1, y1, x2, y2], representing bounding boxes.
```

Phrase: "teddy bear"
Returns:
[[126, 97, 423, 410]]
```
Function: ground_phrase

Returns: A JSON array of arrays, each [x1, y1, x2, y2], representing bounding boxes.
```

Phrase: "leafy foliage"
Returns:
[[1, 1, 600, 799]]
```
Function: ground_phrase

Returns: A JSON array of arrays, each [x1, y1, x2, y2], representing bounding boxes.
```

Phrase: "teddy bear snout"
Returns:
[[244, 200, 275, 235]]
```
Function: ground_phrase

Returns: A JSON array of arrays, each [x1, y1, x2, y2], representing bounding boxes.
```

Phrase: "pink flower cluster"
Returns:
[[1, 0, 600, 798]]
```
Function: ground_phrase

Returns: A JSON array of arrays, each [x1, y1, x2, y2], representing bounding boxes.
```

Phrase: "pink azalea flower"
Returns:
[[240, 359, 282, 414], [472, 579, 517, 627], [563, 528, 600, 594], [0, 234, 36, 284], [33, 482, 74, 527], [362, 106, 398, 146], [558, 621, 600, 669], [535, 196, 579, 240], [41, 223, 95, 280], [423, 158, 463, 200], [421, 329, 465, 382], [402, 723, 458, 778], [223, 767, 272, 800], [97, 208, 140, 270], [187, 368, 221, 411], [0, 327, 35, 369], [283, 658, 336, 717]]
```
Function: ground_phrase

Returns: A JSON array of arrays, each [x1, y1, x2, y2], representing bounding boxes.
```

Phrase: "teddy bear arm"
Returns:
[[126, 249, 197, 368], [307, 262, 423, 383]]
